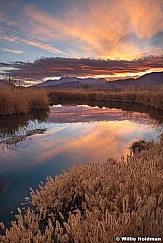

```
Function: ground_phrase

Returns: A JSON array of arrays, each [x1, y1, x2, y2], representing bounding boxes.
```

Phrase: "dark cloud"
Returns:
[[1, 56, 163, 80], [0, 62, 12, 67]]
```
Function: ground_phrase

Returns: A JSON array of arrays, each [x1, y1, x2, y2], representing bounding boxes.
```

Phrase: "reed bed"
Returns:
[[0, 87, 49, 115], [0, 135, 163, 242], [48, 86, 163, 110]]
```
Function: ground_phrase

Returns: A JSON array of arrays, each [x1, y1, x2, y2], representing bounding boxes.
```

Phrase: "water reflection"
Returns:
[[51, 99, 163, 124], [0, 111, 48, 142], [0, 102, 163, 226], [48, 105, 159, 126]]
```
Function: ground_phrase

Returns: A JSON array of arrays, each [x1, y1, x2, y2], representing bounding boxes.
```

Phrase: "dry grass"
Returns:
[[0, 135, 163, 242], [0, 87, 49, 115], [48, 86, 163, 110]]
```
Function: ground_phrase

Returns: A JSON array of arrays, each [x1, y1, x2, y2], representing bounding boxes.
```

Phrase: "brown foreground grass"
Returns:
[[0, 87, 49, 115], [48, 86, 163, 110], [0, 135, 163, 242]]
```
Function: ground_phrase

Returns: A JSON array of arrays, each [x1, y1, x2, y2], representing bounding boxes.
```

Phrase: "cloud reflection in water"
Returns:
[[0, 104, 162, 225]]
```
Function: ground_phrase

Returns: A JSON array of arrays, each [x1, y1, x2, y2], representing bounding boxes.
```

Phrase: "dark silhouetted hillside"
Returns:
[[34, 72, 163, 89]]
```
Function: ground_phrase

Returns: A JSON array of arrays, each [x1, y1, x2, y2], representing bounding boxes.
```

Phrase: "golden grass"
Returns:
[[0, 87, 49, 115], [0, 135, 163, 242], [48, 86, 163, 110]]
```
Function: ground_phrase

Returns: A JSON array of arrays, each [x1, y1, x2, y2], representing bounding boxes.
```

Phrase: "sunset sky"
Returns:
[[0, 0, 163, 82]]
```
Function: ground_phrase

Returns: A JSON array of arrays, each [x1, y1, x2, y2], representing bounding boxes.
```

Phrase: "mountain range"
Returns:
[[0, 71, 163, 89], [35, 71, 163, 90]]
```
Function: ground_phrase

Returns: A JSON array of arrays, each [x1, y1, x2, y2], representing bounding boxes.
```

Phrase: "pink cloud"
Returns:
[[1, 48, 23, 54]]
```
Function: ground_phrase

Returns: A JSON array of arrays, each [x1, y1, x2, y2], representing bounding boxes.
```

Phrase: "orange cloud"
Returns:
[[23, 0, 163, 60], [124, 0, 163, 39]]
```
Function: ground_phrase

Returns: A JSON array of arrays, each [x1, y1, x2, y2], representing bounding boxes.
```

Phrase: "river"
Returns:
[[0, 101, 163, 227]]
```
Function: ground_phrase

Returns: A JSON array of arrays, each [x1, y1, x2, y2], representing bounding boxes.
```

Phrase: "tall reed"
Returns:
[[0, 87, 49, 115], [0, 135, 163, 242], [48, 86, 163, 110]]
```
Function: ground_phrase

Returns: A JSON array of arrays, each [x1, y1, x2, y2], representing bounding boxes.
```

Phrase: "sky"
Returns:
[[0, 0, 163, 82]]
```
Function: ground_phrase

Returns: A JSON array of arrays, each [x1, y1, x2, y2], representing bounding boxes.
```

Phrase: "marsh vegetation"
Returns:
[[0, 89, 163, 243], [0, 86, 49, 115], [0, 85, 163, 116], [48, 86, 163, 110], [0, 135, 163, 242]]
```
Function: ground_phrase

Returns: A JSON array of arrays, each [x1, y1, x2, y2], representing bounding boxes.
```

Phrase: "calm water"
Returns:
[[0, 101, 163, 226]]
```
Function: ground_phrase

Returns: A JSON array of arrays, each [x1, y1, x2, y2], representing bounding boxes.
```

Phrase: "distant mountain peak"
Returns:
[[34, 71, 163, 89]]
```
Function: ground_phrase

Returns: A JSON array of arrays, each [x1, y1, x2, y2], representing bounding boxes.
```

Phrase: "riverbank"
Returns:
[[48, 87, 163, 110], [1, 86, 163, 115], [0, 87, 49, 115], [0, 135, 163, 242]]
